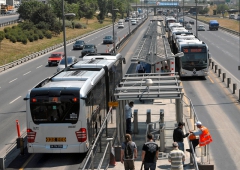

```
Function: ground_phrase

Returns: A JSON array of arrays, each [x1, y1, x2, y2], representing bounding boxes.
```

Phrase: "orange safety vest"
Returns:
[[199, 126, 213, 147]]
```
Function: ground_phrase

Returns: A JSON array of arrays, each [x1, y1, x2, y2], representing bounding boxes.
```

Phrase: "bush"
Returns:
[[21, 37, 28, 44], [10, 36, 17, 43], [3, 27, 11, 33], [35, 21, 50, 30], [38, 32, 44, 39], [5, 33, 10, 39], [44, 30, 52, 39], [33, 34, 39, 41], [75, 23, 82, 29], [28, 36, 34, 42]]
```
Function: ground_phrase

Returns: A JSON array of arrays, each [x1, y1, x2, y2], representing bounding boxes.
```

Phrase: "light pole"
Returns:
[[128, 0, 131, 34], [195, 0, 198, 37], [183, 0, 185, 26], [112, 6, 119, 53], [62, 0, 75, 69]]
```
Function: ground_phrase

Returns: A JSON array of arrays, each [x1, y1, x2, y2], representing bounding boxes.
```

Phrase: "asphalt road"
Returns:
[[0, 14, 19, 24], [1, 16, 149, 169], [180, 17, 240, 169]]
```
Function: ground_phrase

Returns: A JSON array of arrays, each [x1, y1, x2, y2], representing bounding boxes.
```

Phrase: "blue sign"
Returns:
[[157, 2, 179, 6]]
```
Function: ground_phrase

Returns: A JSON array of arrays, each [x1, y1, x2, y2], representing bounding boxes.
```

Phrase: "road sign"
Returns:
[[108, 101, 119, 107]]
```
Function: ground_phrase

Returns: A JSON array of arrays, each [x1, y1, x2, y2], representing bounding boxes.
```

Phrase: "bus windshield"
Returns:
[[30, 97, 79, 124], [181, 53, 208, 68]]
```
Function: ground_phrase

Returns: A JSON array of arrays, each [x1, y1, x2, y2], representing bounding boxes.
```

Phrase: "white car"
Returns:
[[118, 23, 124, 28], [131, 20, 137, 25], [197, 25, 206, 31]]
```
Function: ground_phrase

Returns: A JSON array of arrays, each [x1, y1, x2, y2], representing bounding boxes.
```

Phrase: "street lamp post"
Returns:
[[112, 7, 119, 53], [62, 0, 75, 69], [195, 0, 198, 37]]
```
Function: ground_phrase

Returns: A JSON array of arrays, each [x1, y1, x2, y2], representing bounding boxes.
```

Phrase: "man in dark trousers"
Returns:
[[125, 101, 134, 134], [141, 133, 159, 170], [173, 122, 189, 166]]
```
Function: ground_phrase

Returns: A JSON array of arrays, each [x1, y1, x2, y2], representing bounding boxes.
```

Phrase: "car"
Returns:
[[57, 56, 77, 72], [81, 44, 97, 57], [48, 52, 64, 66], [118, 22, 124, 28], [189, 20, 194, 25], [237, 14, 240, 20], [185, 24, 192, 30], [125, 17, 129, 22], [131, 19, 137, 25], [184, 20, 188, 26], [229, 14, 235, 19], [73, 40, 85, 50], [103, 35, 113, 44], [197, 25, 206, 31]]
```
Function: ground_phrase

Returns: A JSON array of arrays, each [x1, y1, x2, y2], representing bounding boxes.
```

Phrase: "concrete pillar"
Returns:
[[133, 109, 138, 134], [116, 101, 120, 145], [176, 98, 183, 123]]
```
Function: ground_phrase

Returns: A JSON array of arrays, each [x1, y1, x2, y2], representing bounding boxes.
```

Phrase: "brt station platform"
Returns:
[[80, 18, 213, 170]]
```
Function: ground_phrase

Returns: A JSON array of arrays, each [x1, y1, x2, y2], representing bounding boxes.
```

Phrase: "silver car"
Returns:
[[57, 56, 77, 72], [197, 25, 206, 31]]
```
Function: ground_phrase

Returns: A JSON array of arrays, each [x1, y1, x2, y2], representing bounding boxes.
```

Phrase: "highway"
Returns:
[[1, 17, 147, 169], [0, 14, 19, 24], [181, 17, 240, 169], [1, 14, 240, 169]]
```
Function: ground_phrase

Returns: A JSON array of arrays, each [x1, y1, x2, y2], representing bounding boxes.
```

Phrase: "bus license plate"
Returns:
[[46, 137, 66, 142], [50, 145, 63, 148]]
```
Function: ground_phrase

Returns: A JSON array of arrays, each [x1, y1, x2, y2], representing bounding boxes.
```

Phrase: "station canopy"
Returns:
[[114, 73, 183, 100], [131, 18, 174, 65]]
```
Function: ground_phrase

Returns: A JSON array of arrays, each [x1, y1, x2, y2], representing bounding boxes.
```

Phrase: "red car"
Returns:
[[48, 52, 64, 66]]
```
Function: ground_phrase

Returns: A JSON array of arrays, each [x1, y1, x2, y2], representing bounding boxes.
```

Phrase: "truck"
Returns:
[[209, 20, 219, 31], [1, 4, 14, 14]]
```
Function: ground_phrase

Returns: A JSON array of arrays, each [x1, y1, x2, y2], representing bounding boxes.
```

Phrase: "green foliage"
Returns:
[[0, 31, 5, 42], [217, 4, 229, 14], [44, 30, 52, 39], [33, 34, 39, 41], [18, 22, 35, 30], [35, 21, 50, 30], [22, 37, 28, 44], [5, 33, 10, 39], [28, 35, 34, 42], [199, 7, 209, 14], [3, 27, 11, 33], [10, 36, 17, 43]]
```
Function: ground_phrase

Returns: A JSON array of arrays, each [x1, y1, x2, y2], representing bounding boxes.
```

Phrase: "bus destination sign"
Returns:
[[183, 48, 205, 53]]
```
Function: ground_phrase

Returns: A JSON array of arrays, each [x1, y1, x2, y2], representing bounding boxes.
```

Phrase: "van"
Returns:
[[131, 20, 137, 25], [118, 22, 124, 28], [229, 14, 235, 19]]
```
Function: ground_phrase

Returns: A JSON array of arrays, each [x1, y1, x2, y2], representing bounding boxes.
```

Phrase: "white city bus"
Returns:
[[175, 39, 210, 77], [24, 53, 123, 153]]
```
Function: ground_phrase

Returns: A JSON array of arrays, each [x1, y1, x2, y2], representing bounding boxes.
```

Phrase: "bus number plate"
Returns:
[[46, 137, 66, 142], [50, 145, 63, 148]]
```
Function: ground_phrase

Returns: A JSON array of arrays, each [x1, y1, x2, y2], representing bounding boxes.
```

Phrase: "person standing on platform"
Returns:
[[168, 142, 185, 170], [125, 101, 134, 134], [141, 133, 159, 170], [173, 122, 189, 152], [189, 121, 212, 148], [121, 134, 138, 170], [136, 61, 145, 73]]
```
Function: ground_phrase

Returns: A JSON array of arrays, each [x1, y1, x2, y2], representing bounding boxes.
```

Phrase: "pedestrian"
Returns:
[[125, 101, 134, 134], [168, 142, 185, 170], [189, 121, 212, 147], [121, 134, 138, 170], [136, 61, 145, 73], [141, 133, 159, 170], [173, 122, 189, 152]]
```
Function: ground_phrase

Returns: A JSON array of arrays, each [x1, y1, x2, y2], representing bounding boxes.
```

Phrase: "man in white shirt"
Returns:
[[125, 101, 134, 134]]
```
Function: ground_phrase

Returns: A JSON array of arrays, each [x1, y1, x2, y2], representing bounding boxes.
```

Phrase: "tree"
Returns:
[[217, 4, 229, 14], [17, 0, 44, 21], [0, 31, 5, 50], [49, 0, 63, 20], [98, 0, 108, 21]]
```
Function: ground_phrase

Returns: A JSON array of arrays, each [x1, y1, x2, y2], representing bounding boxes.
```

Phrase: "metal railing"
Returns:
[[80, 107, 113, 170]]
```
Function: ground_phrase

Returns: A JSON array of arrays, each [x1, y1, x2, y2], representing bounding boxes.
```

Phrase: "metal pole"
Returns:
[[112, 1, 115, 54], [128, 0, 131, 34], [195, 0, 198, 37], [62, 0, 67, 69], [183, 0, 184, 26]]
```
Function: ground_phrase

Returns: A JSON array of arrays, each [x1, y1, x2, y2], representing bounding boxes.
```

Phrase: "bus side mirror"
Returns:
[[23, 97, 29, 101]]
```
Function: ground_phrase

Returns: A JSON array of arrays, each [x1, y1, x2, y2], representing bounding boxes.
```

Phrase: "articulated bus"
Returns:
[[165, 16, 176, 32], [175, 39, 210, 77], [24, 53, 124, 153], [171, 33, 195, 54]]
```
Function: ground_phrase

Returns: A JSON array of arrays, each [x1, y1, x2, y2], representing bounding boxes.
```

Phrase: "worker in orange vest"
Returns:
[[189, 121, 212, 147]]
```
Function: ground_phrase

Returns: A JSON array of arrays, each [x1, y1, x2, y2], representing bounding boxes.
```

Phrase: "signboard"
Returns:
[[108, 101, 119, 107]]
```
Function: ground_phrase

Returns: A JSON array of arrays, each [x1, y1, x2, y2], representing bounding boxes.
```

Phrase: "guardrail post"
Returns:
[[227, 78, 231, 88], [222, 73, 226, 82], [233, 83, 237, 94], [133, 109, 138, 134], [218, 69, 221, 77], [146, 109, 151, 132], [160, 125, 165, 152], [209, 58, 212, 66], [211, 62, 214, 69], [214, 65, 218, 73]]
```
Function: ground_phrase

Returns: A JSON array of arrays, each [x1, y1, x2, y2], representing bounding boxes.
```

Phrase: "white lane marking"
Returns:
[[23, 71, 31, 76], [9, 78, 17, 83], [36, 65, 42, 69], [9, 96, 21, 104]]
